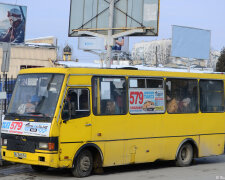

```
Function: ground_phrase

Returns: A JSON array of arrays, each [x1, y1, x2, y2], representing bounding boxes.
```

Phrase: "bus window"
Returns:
[[199, 80, 224, 112], [129, 78, 165, 114], [92, 77, 126, 115], [166, 79, 198, 114], [62, 88, 90, 120]]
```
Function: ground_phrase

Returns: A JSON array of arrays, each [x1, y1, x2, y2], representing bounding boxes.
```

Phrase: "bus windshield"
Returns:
[[7, 73, 64, 120]]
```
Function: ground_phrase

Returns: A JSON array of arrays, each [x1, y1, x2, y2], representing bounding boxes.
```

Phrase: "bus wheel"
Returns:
[[176, 143, 193, 167], [31, 165, 48, 172], [71, 150, 93, 177]]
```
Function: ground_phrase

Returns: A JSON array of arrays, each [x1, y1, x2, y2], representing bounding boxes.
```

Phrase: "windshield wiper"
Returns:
[[6, 113, 20, 117], [26, 112, 48, 117], [5, 113, 23, 120]]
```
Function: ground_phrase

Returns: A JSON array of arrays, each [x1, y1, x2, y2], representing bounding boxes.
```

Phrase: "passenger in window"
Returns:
[[66, 91, 77, 117], [79, 90, 88, 110], [105, 100, 120, 114], [167, 98, 178, 113], [178, 98, 191, 113]]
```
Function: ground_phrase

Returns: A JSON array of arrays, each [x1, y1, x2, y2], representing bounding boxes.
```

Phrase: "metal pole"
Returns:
[[106, 0, 115, 68], [155, 46, 158, 67]]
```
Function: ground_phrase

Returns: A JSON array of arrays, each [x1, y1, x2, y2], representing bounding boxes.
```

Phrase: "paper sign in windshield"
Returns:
[[129, 89, 165, 114], [1, 120, 51, 137]]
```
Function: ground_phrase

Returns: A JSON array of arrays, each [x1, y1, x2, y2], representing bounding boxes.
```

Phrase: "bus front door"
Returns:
[[59, 87, 92, 167]]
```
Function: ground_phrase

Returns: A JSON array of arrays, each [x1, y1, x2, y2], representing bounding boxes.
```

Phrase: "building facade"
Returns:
[[132, 39, 220, 70], [0, 44, 57, 78]]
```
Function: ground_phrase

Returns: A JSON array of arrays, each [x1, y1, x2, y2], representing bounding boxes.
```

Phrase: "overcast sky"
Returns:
[[0, 0, 225, 62]]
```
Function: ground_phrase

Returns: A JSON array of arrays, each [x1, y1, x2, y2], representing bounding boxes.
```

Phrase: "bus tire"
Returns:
[[71, 150, 93, 177], [31, 165, 48, 172], [176, 143, 193, 167]]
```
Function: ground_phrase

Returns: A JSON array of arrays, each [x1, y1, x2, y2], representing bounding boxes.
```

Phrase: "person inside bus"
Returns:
[[178, 97, 191, 113], [79, 90, 88, 110], [17, 95, 40, 114], [105, 100, 120, 114], [62, 91, 77, 119], [68, 91, 77, 117]]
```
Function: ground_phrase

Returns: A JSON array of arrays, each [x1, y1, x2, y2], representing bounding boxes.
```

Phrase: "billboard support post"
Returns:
[[106, 0, 115, 68]]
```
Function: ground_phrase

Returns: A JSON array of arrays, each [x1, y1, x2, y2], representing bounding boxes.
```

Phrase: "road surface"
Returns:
[[0, 155, 225, 180]]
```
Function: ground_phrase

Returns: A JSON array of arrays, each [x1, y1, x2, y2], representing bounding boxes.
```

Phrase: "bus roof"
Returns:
[[19, 66, 225, 80]]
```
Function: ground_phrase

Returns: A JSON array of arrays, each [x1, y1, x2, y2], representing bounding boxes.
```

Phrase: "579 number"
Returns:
[[10, 122, 23, 130], [130, 91, 144, 104]]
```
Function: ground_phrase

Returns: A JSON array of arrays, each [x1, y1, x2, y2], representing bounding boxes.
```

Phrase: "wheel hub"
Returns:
[[80, 156, 91, 172]]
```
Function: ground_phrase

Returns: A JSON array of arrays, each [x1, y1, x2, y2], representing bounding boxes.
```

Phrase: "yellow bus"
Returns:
[[1, 67, 225, 177]]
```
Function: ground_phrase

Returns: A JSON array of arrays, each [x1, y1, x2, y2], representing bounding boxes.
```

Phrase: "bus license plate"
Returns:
[[14, 152, 27, 159]]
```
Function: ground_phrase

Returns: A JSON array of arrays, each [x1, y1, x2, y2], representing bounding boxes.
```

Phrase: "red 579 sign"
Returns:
[[129, 91, 144, 105], [10, 121, 23, 131]]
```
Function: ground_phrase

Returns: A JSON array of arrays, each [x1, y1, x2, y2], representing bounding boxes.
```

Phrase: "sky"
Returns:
[[0, 0, 224, 63]]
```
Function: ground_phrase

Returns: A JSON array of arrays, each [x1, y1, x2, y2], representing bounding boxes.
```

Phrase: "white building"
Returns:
[[132, 39, 220, 70]]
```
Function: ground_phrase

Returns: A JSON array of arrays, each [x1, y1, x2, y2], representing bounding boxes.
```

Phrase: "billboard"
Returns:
[[0, 3, 27, 44], [69, 0, 160, 37], [171, 25, 211, 60], [79, 36, 129, 53]]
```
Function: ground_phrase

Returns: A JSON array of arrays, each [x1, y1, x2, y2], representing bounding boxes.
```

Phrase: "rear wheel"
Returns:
[[176, 143, 193, 167], [31, 165, 48, 172], [71, 150, 93, 177]]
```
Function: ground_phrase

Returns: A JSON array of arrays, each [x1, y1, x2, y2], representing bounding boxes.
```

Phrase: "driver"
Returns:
[[17, 95, 40, 114]]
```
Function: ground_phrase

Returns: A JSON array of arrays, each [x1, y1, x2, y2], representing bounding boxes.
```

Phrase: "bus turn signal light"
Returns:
[[48, 143, 55, 150]]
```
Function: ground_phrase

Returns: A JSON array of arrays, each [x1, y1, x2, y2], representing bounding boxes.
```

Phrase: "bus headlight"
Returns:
[[39, 142, 55, 150], [39, 142, 48, 149], [2, 139, 7, 146]]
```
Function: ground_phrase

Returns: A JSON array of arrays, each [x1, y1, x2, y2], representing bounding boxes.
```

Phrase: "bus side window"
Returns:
[[166, 79, 198, 114], [62, 88, 90, 120], [200, 80, 224, 113], [92, 77, 127, 115]]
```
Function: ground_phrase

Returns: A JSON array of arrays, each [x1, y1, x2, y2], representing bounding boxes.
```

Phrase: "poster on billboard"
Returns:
[[0, 3, 27, 44], [78, 36, 129, 53], [129, 89, 165, 114]]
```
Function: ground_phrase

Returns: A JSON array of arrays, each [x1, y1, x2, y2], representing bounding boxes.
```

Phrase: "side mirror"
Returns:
[[62, 99, 71, 123]]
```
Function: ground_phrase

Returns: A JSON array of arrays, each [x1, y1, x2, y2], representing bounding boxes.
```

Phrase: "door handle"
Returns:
[[85, 123, 92, 127]]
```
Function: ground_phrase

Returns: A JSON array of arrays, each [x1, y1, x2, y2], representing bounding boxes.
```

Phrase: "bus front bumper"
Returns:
[[1, 147, 59, 168]]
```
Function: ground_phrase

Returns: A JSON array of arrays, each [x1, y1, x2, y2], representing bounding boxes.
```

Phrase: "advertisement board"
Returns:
[[0, 3, 27, 44], [1, 120, 51, 137], [129, 89, 165, 114], [79, 36, 129, 53], [171, 25, 211, 60]]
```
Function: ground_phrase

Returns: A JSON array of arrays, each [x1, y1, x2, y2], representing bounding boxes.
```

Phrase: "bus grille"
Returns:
[[7, 139, 35, 153]]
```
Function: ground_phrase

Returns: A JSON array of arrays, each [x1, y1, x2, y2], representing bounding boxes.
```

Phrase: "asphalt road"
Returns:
[[0, 155, 225, 180]]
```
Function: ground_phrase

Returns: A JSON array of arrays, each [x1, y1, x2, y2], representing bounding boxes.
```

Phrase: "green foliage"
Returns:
[[216, 47, 225, 72]]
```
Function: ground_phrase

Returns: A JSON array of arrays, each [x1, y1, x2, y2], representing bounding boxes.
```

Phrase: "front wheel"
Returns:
[[71, 150, 93, 177], [176, 143, 193, 167]]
